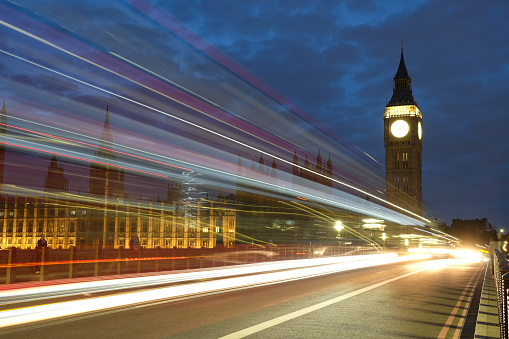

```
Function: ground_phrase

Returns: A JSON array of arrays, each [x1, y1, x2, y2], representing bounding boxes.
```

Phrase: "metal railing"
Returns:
[[0, 244, 382, 284], [493, 249, 509, 338]]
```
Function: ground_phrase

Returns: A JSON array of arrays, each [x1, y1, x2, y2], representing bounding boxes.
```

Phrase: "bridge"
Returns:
[[0, 1, 502, 338]]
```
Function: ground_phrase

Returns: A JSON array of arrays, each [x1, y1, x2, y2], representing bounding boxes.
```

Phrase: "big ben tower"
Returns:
[[384, 45, 422, 216]]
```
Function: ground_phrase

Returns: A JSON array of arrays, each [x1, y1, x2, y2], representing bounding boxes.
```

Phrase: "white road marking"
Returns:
[[219, 267, 431, 338]]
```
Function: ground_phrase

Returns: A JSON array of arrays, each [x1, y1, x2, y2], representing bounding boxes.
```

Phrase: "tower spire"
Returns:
[[96, 105, 115, 160], [395, 48, 410, 80], [388, 44, 416, 107]]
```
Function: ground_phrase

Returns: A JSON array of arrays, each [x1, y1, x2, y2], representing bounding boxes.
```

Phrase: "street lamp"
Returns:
[[334, 221, 344, 252], [334, 221, 344, 242], [334, 221, 344, 234]]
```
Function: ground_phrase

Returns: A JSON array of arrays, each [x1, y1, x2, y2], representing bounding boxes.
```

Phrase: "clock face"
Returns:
[[418, 122, 422, 139], [391, 120, 409, 138]]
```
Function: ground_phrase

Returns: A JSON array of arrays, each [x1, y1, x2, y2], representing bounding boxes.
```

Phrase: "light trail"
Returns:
[[415, 227, 460, 242], [0, 123, 191, 172], [0, 253, 431, 327], [0, 19, 430, 223], [283, 201, 385, 250], [0, 254, 395, 303], [0, 141, 168, 178], [1, 120, 421, 226]]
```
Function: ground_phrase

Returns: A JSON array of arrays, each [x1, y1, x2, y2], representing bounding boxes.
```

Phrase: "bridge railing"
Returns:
[[493, 248, 509, 338], [0, 244, 383, 284]]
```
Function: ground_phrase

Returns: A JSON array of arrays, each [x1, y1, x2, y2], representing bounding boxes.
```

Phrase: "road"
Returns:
[[0, 256, 485, 339]]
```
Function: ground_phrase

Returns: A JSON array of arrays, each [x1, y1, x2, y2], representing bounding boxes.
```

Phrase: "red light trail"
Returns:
[[0, 122, 192, 172]]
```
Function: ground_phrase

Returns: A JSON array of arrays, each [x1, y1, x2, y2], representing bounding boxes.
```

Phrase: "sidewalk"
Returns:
[[475, 264, 500, 338]]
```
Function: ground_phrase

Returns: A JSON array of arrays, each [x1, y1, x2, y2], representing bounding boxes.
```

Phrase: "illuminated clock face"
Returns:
[[391, 120, 409, 138], [418, 122, 422, 139]]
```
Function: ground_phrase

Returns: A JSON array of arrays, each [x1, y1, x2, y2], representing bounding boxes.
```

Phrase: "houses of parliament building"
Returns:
[[0, 102, 237, 250], [0, 100, 342, 250]]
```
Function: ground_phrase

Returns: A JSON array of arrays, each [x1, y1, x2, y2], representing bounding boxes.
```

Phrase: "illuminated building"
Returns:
[[384, 46, 423, 216], [0, 104, 236, 250], [0, 192, 235, 250], [235, 151, 339, 245]]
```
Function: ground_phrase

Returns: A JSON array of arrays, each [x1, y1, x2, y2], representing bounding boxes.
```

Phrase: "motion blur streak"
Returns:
[[0, 141, 168, 178], [0, 123, 192, 172], [0, 254, 399, 303], [0, 254, 431, 327], [0, 13, 428, 223]]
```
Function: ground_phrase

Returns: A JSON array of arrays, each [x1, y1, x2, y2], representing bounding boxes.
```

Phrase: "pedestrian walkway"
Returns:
[[475, 264, 500, 338]]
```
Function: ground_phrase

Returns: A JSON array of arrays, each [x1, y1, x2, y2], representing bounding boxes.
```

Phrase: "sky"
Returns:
[[0, 0, 507, 229], [157, 0, 509, 228]]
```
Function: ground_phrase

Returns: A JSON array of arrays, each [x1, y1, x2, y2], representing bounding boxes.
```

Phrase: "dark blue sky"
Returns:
[[159, 0, 509, 228], [0, 0, 508, 229]]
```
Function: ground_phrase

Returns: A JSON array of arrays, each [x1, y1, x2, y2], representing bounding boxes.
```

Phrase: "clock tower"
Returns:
[[384, 46, 422, 216]]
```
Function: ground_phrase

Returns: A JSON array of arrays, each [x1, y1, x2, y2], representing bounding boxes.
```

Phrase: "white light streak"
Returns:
[[0, 253, 432, 327]]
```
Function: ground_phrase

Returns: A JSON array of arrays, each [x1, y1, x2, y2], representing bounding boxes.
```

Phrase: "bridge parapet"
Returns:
[[493, 248, 508, 338]]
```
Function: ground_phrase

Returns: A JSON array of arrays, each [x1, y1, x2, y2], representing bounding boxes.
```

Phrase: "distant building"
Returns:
[[235, 152, 340, 245], [0, 104, 236, 249], [450, 218, 497, 246], [0, 193, 235, 250], [292, 150, 333, 187], [44, 155, 69, 193]]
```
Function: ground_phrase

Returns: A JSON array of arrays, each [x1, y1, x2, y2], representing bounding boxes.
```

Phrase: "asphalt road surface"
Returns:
[[0, 258, 485, 339]]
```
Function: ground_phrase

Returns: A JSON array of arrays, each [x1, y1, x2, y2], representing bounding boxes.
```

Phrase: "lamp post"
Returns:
[[334, 221, 344, 236], [334, 221, 344, 252]]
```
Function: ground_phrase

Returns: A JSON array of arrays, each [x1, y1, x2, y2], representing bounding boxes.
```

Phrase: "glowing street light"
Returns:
[[334, 221, 344, 232], [334, 221, 344, 240]]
